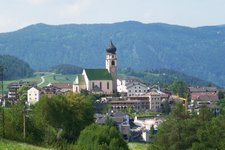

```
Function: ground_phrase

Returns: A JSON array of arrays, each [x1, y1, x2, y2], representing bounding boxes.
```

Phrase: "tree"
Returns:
[[218, 98, 225, 114], [39, 93, 95, 142], [0, 55, 33, 80], [49, 64, 83, 75], [76, 124, 129, 150], [152, 103, 225, 150], [169, 80, 189, 98], [3, 92, 95, 147], [218, 91, 224, 100], [4, 99, 44, 144], [17, 86, 30, 102], [161, 100, 171, 114], [105, 116, 117, 128]]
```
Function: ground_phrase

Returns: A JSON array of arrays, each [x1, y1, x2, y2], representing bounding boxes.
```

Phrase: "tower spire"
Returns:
[[105, 40, 117, 93], [106, 40, 117, 54]]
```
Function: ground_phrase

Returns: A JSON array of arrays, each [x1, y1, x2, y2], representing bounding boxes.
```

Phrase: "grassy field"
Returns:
[[2, 76, 42, 93], [37, 73, 75, 87], [0, 139, 51, 150], [128, 142, 149, 150], [2, 72, 76, 93]]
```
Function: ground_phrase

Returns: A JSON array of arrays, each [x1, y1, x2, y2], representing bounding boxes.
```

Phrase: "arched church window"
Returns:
[[107, 82, 109, 89]]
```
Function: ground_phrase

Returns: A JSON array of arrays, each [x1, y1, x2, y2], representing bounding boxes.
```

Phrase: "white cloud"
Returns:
[[25, 0, 53, 6], [59, 0, 93, 18]]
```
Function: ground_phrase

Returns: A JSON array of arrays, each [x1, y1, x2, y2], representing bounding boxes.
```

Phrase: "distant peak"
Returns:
[[33, 23, 48, 26]]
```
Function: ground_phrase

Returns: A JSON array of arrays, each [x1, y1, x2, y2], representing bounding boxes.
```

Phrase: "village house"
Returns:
[[126, 80, 148, 97], [118, 79, 148, 97], [48, 82, 73, 93], [189, 86, 218, 101], [187, 86, 219, 113], [7, 81, 37, 101], [96, 111, 130, 140], [110, 90, 169, 112], [41, 85, 62, 95], [27, 87, 40, 105], [117, 78, 128, 93], [73, 41, 117, 94]]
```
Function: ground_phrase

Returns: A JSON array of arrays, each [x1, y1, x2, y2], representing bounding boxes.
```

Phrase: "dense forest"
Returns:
[[0, 55, 33, 80], [0, 22, 225, 87], [150, 102, 225, 150], [119, 68, 214, 87], [49, 64, 82, 75]]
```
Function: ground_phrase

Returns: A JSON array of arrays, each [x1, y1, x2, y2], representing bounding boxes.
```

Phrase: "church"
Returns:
[[73, 41, 117, 94]]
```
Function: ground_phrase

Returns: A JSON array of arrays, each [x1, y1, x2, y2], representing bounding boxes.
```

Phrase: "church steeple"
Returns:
[[105, 40, 117, 93], [106, 40, 117, 54]]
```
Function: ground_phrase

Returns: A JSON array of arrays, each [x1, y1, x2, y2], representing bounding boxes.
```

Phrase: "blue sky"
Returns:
[[0, 0, 225, 32]]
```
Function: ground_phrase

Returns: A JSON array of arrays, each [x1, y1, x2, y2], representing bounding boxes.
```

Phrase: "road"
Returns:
[[37, 73, 55, 86], [37, 76, 45, 86]]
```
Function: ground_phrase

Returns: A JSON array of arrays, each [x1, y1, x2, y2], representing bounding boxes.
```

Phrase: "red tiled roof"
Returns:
[[191, 93, 218, 101], [189, 87, 217, 93]]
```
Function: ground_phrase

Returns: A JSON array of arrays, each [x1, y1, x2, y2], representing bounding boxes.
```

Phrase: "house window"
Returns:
[[92, 82, 94, 89], [100, 82, 102, 89], [107, 82, 109, 89], [135, 90, 137, 92]]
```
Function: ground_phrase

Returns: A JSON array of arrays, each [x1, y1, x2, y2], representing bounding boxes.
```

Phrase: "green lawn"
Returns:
[[2, 75, 42, 93], [0, 139, 51, 150], [39, 73, 75, 87], [129, 112, 159, 118], [2, 72, 76, 92], [128, 142, 149, 150]]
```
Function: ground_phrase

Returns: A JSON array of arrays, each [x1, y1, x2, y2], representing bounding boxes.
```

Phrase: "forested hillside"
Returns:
[[119, 68, 213, 87], [0, 55, 33, 80], [0, 21, 225, 86], [49, 64, 82, 75]]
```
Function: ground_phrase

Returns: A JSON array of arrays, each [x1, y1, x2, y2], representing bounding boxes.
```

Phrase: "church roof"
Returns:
[[106, 40, 117, 54], [85, 69, 112, 80]]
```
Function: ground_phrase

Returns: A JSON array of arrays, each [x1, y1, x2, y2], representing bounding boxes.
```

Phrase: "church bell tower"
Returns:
[[106, 40, 117, 93]]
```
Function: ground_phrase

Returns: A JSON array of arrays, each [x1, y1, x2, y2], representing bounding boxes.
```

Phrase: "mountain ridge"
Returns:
[[0, 21, 224, 87]]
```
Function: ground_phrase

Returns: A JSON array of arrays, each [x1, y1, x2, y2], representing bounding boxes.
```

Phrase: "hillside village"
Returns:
[[1, 0, 225, 149], [1, 41, 221, 142]]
